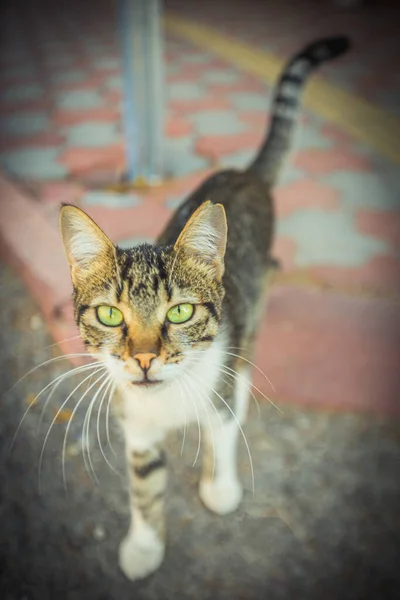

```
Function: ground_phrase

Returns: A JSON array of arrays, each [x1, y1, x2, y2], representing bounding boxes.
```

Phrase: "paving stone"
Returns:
[[311, 255, 400, 294], [219, 149, 255, 170], [178, 52, 214, 64], [0, 147, 67, 180], [64, 122, 120, 147], [274, 179, 341, 220], [196, 131, 263, 159], [56, 90, 105, 110], [0, 65, 35, 81], [164, 137, 210, 177], [0, 112, 49, 136], [256, 285, 400, 414], [168, 82, 205, 101], [104, 75, 122, 89], [229, 92, 268, 111], [294, 147, 372, 176], [279, 165, 306, 186], [166, 115, 193, 137], [81, 191, 141, 209], [322, 171, 400, 211], [117, 235, 154, 248], [53, 107, 120, 126], [58, 145, 124, 175], [278, 209, 388, 268], [169, 97, 232, 113], [51, 70, 87, 85], [94, 58, 120, 70], [189, 110, 246, 135], [45, 54, 74, 67], [356, 210, 400, 251], [294, 123, 333, 152], [165, 194, 187, 211], [0, 83, 44, 104], [201, 70, 240, 85]]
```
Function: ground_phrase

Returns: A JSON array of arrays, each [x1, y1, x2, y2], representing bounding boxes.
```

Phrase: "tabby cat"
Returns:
[[59, 36, 349, 580]]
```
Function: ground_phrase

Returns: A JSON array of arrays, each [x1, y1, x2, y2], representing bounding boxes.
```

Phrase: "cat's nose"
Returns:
[[133, 352, 157, 373]]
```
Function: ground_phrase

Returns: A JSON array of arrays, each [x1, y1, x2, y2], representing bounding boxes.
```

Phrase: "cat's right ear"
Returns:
[[59, 204, 116, 284]]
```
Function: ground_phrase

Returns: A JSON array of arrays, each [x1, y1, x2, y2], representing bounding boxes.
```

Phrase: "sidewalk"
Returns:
[[0, 0, 399, 415]]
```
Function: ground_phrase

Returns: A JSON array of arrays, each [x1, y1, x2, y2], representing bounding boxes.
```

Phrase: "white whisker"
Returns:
[[105, 382, 117, 456], [61, 370, 108, 493], [80, 374, 110, 486], [182, 371, 217, 482], [180, 375, 202, 467], [8, 362, 101, 453], [38, 367, 104, 494], [224, 350, 276, 393], [96, 378, 122, 478], [222, 364, 281, 415], [43, 335, 82, 351], [37, 362, 101, 433], [189, 370, 255, 496], [176, 378, 188, 456], [6, 352, 100, 398]]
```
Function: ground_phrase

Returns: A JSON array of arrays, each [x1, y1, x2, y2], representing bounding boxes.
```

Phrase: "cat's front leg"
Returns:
[[119, 441, 167, 581], [199, 368, 251, 515]]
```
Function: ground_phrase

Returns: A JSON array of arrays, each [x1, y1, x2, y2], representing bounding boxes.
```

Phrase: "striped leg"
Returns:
[[119, 444, 167, 580]]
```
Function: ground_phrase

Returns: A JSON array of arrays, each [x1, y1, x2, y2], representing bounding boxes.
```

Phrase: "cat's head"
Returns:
[[59, 202, 227, 390]]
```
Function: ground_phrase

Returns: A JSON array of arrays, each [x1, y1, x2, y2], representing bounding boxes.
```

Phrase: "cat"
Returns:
[[59, 35, 349, 580]]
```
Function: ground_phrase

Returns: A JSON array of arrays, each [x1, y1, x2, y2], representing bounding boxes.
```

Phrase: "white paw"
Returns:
[[199, 477, 243, 515], [118, 532, 165, 581]]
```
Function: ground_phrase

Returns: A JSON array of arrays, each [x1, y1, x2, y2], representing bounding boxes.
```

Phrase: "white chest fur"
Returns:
[[117, 338, 227, 450]]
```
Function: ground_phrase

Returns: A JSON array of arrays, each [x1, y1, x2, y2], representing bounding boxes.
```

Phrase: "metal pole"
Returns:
[[118, 0, 165, 184]]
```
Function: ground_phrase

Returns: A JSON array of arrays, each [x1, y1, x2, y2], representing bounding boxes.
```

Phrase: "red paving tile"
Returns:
[[166, 115, 194, 137], [271, 236, 297, 271], [58, 145, 125, 176], [356, 210, 400, 250], [52, 75, 105, 92], [274, 179, 341, 219], [0, 132, 63, 152], [255, 285, 400, 416], [238, 111, 269, 131], [84, 201, 172, 243], [52, 107, 120, 126], [311, 256, 400, 295], [294, 147, 373, 176], [39, 181, 84, 205], [320, 123, 354, 149]]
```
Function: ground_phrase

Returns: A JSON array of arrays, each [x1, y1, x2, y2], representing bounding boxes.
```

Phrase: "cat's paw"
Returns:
[[199, 477, 243, 515], [118, 531, 165, 581]]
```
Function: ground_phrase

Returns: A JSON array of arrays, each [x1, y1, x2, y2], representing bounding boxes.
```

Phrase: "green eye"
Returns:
[[97, 305, 124, 327], [167, 303, 194, 324]]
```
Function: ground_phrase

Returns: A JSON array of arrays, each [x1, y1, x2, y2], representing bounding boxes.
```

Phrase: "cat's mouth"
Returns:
[[130, 379, 162, 388]]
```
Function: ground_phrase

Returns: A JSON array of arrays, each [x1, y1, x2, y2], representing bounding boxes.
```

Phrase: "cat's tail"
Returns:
[[247, 36, 350, 185]]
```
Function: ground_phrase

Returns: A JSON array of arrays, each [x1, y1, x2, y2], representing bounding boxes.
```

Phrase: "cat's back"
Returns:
[[157, 169, 274, 262]]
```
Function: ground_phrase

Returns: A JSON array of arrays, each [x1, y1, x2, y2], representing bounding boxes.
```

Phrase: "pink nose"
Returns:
[[133, 352, 157, 371]]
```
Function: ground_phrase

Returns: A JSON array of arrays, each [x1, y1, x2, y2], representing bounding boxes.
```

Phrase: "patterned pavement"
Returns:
[[0, 0, 399, 414]]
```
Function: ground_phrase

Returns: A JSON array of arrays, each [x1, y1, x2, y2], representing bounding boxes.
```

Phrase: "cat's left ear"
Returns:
[[59, 204, 116, 284], [174, 201, 227, 278]]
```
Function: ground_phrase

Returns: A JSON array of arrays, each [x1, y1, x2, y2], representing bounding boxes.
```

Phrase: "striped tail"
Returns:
[[247, 36, 350, 185]]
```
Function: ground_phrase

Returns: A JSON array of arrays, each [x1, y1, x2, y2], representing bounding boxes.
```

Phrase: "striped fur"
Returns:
[[248, 36, 350, 184]]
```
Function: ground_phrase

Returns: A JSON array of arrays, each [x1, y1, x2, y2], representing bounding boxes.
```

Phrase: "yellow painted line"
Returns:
[[165, 15, 400, 165]]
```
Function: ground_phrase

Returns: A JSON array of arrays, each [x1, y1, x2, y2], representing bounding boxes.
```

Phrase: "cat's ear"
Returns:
[[59, 204, 116, 284], [174, 201, 227, 278]]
